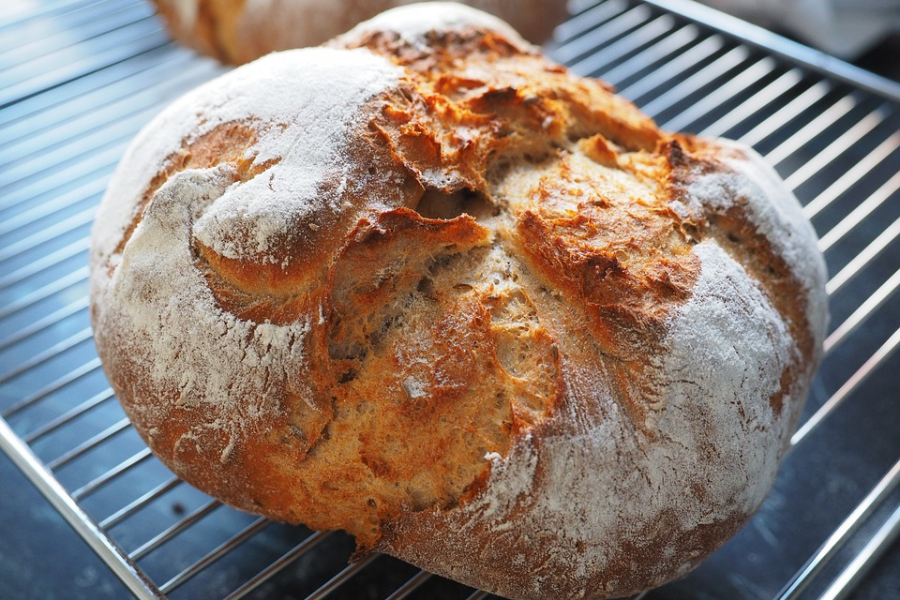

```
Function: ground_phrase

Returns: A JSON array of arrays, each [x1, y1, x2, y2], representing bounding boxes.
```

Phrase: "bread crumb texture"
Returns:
[[89, 5, 827, 599]]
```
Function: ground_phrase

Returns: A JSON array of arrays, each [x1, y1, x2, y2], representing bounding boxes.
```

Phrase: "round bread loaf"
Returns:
[[151, 0, 567, 64], [90, 5, 828, 599]]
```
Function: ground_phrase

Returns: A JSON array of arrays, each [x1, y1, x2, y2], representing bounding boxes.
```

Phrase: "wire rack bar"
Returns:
[[1, 62, 218, 166], [569, 9, 674, 75], [662, 57, 776, 132], [46, 417, 131, 470], [764, 95, 858, 166], [0, 209, 93, 263], [826, 216, 900, 296], [0, 5, 152, 68], [637, 0, 900, 102], [1, 110, 160, 191], [638, 45, 749, 114], [303, 554, 381, 600], [0, 49, 198, 133], [825, 269, 900, 355], [556, 0, 627, 41], [0, 0, 137, 40], [0, 297, 89, 352], [0, 0, 122, 28], [0, 27, 168, 108], [0, 45, 181, 128], [1, 357, 101, 419], [738, 80, 832, 147], [783, 107, 888, 192], [100, 476, 181, 530], [0, 327, 94, 384], [0, 180, 105, 235], [620, 31, 790, 135], [129, 499, 221, 561], [0, 237, 91, 288], [555, 5, 653, 64], [1, 59, 181, 147], [0, 0, 106, 31], [792, 326, 900, 447], [0, 75, 187, 174], [701, 69, 808, 136], [2, 238, 90, 284], [0, 149, 120, 212], [700, 69, 804, 138], [0, 266, 89, 320], [0, 3, 154, 70], [160, 517, 271, 594], [774, 458, 900, 600], [616, 34, 725, 97], [23, 388, 115, 444], [221, 532, 332, 600], [818, 171, 900, 252], [596, 22, 699, 85], [803, 132, 900, 219], [568, 14, 676, 77], [71, 447, 154, 500], [384, 570, 433, 600], [0, 416, 162, 600], [817, 504, 900, 600]]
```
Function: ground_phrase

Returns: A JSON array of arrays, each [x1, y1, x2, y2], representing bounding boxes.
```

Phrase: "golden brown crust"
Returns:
[[90, 6, 827, 600]]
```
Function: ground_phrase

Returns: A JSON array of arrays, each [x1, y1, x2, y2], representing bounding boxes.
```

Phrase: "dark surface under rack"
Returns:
[[1, 0, 899, 599]]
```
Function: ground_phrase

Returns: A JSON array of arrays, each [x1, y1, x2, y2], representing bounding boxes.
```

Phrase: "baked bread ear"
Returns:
[[150, 0, 568, 64], [90, 4, 828, 599]]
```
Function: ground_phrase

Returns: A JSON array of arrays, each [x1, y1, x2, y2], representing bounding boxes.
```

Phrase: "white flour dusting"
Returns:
[[412, 241, 797, 595], [191, 50, 404, 262], [338, 2, 532, 51], [90, 47, 405, 453], [99, 166, 311, 457], [93, 47, 404, 266], [686, 140, 829, 344]]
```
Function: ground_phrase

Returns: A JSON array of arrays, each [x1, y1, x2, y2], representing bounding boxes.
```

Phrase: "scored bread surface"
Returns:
[[89, 5, 828, 600]]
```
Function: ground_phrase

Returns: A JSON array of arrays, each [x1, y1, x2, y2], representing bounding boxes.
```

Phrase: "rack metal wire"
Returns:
[[1, 0, 899, 599]]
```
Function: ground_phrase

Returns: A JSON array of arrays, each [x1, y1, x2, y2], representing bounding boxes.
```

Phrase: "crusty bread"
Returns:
[[150, 0, 568, 64], [89, 4, 828, 599]]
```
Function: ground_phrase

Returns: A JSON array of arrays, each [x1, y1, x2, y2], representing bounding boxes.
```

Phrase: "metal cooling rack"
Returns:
[[1, 0, 899, 598]]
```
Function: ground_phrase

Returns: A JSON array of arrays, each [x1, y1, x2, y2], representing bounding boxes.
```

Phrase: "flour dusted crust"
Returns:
[[90, 5, 828, 600], [151, 0, 567, 64]]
